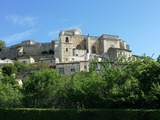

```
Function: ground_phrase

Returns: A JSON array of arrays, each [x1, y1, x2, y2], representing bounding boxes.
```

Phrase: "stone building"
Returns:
[[17, 56, 35, 64], [57, 29, 132, 63], [0, 40, 55, 61], [0, 59, 14, 66], [56, 61, 89, 75], [0, 29, 132, 74]]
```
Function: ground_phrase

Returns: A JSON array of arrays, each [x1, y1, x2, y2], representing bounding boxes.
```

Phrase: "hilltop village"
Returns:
[[0, 29, 132, 74]]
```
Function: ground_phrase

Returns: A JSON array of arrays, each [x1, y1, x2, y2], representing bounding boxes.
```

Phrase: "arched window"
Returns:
[[76, 45, 81, 49], [92, 46, 96, 54], [65, 37, 69, 42]]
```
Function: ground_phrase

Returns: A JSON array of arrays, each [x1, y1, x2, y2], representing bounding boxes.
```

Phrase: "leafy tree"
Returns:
[[0, 40, 6, 52], [14, 61, 30, 73], [23, 69, 63, 108], [0, 72, 23, 108], [115, 56, 160, 108], [21, 55, 160, 109], [0, 82, 22, 108], [57, 70, 104, 109], [2, 65, 17, 76], [36, 63, 49, 70], [157, 55, 160, 63]]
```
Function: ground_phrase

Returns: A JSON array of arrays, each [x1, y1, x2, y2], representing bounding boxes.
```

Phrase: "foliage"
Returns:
[[157, 55, 160, 63], [14, 61, 30, 73], [2, 65, 17, 76], [21, 55, 160, 109], [96, 56, 160, 109], [0, 82, 22, 108], [0, 40, 6, 52], [1, 109, 160, 120], [1, 54, 160, 109], [0, 73, 23, 108], [57, 71, 104, 108], [35, 63, 49, 70], [23, 69, 64, 108]]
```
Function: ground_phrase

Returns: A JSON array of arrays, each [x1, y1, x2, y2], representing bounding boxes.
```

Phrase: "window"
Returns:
[[84, 65, 87, 69], [92, 46, 96, 54], [76, 54, 78, 56], [119, 51, 123, 55], [71, 66, 75, 72], [76, 45, 81, 49], [65, 37, 69, 42], [59, 67, 64, 73], [66, 48, 68, 51]]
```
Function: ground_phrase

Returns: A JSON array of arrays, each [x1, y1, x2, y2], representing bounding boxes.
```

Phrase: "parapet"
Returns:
[[100, 34, 119, 39], [21, 40, 38, 45]]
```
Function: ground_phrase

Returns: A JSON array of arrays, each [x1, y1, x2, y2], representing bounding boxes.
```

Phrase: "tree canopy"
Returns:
[[1, 55, 160, 109], [23, 69, 64, 108], [2, 65, 17, 76], [0, 40, 6, 52]]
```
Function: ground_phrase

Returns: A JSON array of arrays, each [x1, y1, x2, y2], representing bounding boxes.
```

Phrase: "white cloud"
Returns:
[[5, 15, 37, 26], [0, 29, 36, 46]]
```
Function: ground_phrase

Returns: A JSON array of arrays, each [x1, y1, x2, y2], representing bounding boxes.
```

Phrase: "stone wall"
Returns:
[[0, 29, 131, 64], [0, 41, 55, 61]]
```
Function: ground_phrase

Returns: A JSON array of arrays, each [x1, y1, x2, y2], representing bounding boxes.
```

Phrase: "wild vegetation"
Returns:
[[0, 55, 160, 109], [0, 40, 6, 52]]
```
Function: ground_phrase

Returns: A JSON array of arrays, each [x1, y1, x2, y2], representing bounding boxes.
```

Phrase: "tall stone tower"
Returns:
[[59, 29, 82, 62]]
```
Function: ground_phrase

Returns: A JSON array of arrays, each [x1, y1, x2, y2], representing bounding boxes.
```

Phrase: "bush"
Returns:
[[1, 109, 160, 120]]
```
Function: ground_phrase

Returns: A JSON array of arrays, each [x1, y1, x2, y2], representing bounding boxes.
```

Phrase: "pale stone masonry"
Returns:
[[0, 29, 132, 74], [58, 29, 132, 63]]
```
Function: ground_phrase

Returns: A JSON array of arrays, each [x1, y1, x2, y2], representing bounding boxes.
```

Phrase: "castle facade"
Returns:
[[0, 29, 132, 73]]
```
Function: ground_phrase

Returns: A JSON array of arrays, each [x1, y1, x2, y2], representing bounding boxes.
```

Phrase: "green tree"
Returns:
[[23, 69, 63, 108], [0, 40, 6, 52], [2, 65, 17, 76], [116, 56, 160, 108], [57, 70, 104, 109], [157, 55, 160, 63], [14, 61, 30, 73], [0, 72, 23, 108], [99, 57, 141, 108], [0, 82, 22, 108]]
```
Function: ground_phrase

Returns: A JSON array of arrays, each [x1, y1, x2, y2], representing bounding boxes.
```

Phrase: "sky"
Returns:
[[0, 0, 160, 59]]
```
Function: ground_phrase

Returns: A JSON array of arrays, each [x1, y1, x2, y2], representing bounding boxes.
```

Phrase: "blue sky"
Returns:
[[0, 0, 160, 59]]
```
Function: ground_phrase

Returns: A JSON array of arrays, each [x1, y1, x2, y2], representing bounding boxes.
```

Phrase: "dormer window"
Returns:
[[65, 37, 69, 42]]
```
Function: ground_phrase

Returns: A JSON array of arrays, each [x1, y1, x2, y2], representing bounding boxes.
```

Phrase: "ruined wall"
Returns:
[[0, 41, 55, 61], [0, 46, 18, 60]]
